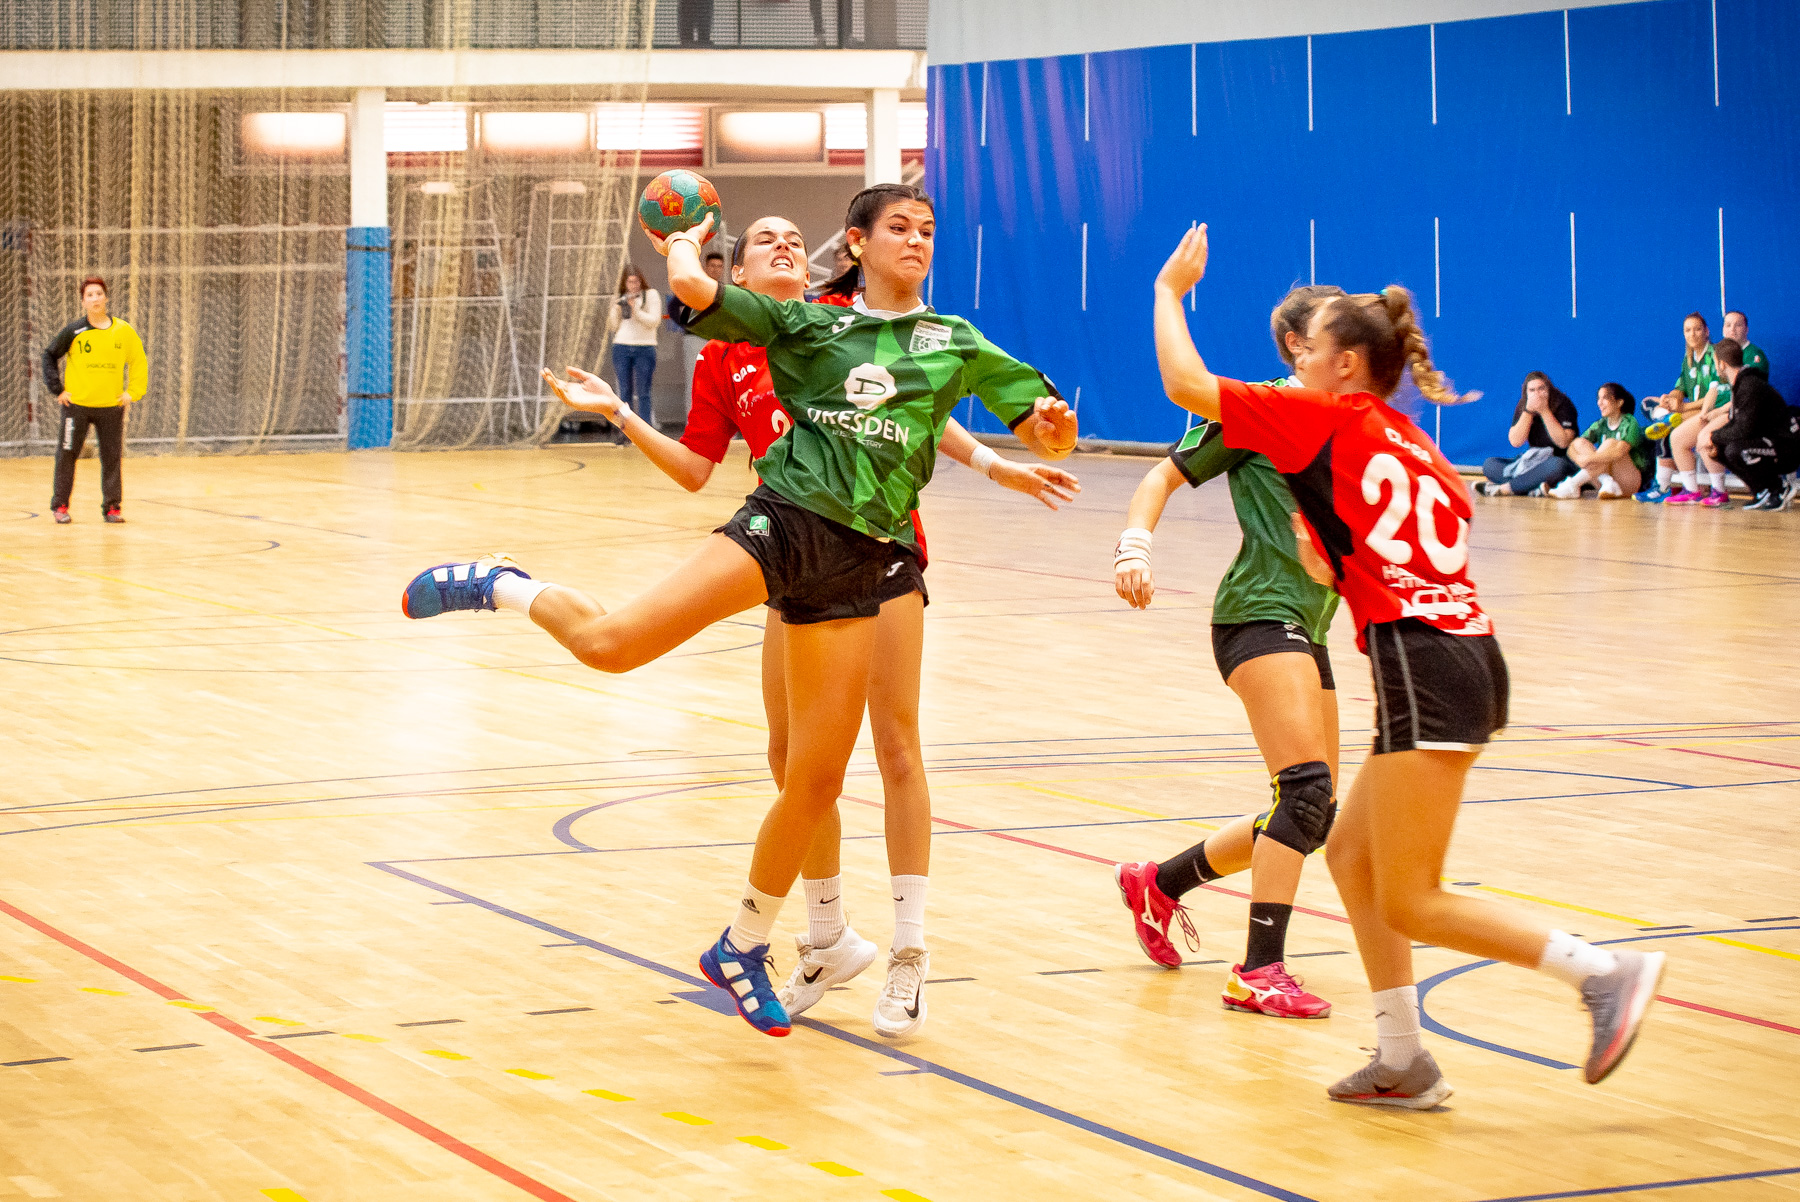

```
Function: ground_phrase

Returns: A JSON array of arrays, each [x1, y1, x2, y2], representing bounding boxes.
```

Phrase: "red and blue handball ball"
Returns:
[[637, 170, 723, 245]]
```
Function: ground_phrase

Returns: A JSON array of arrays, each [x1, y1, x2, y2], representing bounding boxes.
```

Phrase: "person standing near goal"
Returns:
[[43, 276, 147, 524], [1151, 223, 1664, 1108]]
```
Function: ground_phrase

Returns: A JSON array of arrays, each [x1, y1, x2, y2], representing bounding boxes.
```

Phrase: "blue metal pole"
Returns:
[[345, 225, 392, 449]]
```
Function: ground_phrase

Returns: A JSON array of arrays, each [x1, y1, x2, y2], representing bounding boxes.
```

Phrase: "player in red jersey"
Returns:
[[552, 214, 1078, 1036], [1150, 224, 1664, 1108]]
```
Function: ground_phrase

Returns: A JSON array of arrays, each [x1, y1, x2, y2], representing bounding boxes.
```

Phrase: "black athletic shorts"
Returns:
[[1365, 618, 1509, 755], [1211, 621, 1334, 690], [718, 485, 926, 625]]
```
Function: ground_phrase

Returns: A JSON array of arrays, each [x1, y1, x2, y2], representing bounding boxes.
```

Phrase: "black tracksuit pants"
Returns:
[[1717, 435, 1798, 497], [51, 402, 125, 512]]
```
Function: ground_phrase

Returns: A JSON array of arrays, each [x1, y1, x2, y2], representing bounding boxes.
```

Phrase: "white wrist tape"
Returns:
[[969, 443, 1001, 479], [1114, 527, 1153, 569]]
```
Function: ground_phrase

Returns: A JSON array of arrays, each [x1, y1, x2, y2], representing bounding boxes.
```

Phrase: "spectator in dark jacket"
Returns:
[[1710, 338, 1799, 511], [1478, 372, 1579, 496]]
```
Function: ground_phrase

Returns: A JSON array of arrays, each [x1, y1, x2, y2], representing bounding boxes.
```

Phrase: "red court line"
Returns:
[[1656, 995, 1800, 1037], [1667, 746, 1800, 773], [0, 894, 581, 1202], [842, 795, 1350, 926]]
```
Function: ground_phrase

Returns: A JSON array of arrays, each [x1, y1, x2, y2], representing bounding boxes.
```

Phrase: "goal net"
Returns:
[[0, 0, 654, 457]]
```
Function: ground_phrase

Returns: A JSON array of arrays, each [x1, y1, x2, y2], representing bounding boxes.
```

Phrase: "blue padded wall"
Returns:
[[928, 0, 1800, 462]]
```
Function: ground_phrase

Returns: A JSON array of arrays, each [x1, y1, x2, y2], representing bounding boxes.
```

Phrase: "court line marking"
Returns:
[[0, 893, 582, 1202], [9, 721, 1788, 815], [1417, 925, 1800, 1072], [368, 860, 1320, 1202], [1472, 1163, 1800, 1201]]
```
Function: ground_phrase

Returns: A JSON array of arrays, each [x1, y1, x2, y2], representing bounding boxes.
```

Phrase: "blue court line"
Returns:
[[368, 859, 1320, 1202], [1472, 1164, 1800, 1201], [1417, 925, 1800, 1071], [10, 720, 1791, 814]]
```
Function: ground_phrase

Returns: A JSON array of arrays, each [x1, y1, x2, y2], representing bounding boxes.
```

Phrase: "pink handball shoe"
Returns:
[[1113, 861, 1198, 969], [1222, 961, 1332, 1018]]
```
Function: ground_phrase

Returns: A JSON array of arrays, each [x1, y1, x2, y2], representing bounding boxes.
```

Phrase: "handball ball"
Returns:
[[637, 170, 723, 244]]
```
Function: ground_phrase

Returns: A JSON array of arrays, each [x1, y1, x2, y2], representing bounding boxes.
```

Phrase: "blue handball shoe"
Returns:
[[401, 555, 529, 619], [1632, 485, 1671, 503], [699, 929, 791, 1036]]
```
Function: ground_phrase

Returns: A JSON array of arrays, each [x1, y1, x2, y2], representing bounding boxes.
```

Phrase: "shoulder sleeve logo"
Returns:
[[908, 320, 953, 356], [844, 362, 898, 411]]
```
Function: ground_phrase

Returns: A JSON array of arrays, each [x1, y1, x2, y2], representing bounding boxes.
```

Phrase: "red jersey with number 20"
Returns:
[[1218, 377, 1490, 651]]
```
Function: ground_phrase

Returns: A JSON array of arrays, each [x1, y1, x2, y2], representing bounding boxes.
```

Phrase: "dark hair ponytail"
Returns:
[[819, 183, 935, 300], [1600, 381, 1636, 416]]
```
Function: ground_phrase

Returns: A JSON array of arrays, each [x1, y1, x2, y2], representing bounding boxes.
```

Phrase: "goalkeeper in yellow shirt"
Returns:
[[43, 276, 147, 524]]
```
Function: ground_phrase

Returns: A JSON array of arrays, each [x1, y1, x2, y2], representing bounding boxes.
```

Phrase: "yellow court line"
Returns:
[[1018, 784, 1220, 830], [738, 1136, 788, 1150], [583, 1089, 633, 1101], [506, 1068, 554, 1080], [662, 1111, 712, 1126], [262, 1191, 310, 1202], [1466, 884, 1654, 927], [422, 1049, 470, 1061], [810, 1162, 862, 1178], [1699, 936, 1800, 962]]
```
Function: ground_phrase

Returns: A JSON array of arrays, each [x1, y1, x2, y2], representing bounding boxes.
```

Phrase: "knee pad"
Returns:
[[1253, 760, 1336, 856]]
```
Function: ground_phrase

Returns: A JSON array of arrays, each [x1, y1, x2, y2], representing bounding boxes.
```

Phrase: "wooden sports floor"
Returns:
[[2, 446, 1797, 1202]]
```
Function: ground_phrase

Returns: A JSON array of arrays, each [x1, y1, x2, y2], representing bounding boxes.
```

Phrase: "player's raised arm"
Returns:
[[1153, 225, 1221, 421], [655, 213, 720, 312]]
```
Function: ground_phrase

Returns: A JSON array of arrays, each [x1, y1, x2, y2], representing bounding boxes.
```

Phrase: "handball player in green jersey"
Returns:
[[548, 211, 1078, 1037], [1113, 286, 1344, 1020], [402, 184, 1078, 1038]]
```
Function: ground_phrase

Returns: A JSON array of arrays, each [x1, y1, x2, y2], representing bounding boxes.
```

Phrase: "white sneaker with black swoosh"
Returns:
[[776, 927, 878, 1019], [873, 947, 929, 1038]]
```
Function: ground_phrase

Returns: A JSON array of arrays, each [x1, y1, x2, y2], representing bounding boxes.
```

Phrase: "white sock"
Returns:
[[1709, 471, 1729, 492], [891, 875, 928, 951], [1536, 930, 1618, 989], [1657, 462, 1674, 488], [1598, 473, 1618, 491], [1565, 469, 1592, 488], [726, 882, 785, 953], [492, 574, 552, 617], [1372, 985, 1425, 1068], [803, 876, 846, 948], [1676, 470, 1696, 491]]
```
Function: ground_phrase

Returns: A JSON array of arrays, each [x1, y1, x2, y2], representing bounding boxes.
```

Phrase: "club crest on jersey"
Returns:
[[844, 362, 897, 411], [909, 320, 952, 356]]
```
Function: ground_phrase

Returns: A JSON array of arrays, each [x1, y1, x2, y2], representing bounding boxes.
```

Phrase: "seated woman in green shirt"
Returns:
[[1550, 383, 1649, 498], [1638, 312, 1729, 502]]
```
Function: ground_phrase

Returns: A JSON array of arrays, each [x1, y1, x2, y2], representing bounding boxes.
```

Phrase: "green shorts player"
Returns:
[[1112, 286, 1344, 1019], [400, 184, 1079, 1039]]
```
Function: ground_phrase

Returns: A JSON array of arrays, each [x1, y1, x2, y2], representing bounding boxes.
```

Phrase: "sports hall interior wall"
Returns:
[[926, 0, 1800, 465]]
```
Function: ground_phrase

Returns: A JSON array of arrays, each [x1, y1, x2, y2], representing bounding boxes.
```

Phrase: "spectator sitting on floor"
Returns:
[[1636, 311, 1729, 501], [1478, 371, 1579, 496], [1550, 383, 1649, 499], [1723, 310, 1769, 375], [1709, 338, 1800, 512]]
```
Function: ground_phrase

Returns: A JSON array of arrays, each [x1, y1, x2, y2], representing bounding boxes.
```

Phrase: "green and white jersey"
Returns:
[[1743, 342, 1770, 375], [1169, 398, 1339, 644], [1581, 412, 1651, 472], [1676, 345, 1730, 411], [682, 284, 1052, 544]]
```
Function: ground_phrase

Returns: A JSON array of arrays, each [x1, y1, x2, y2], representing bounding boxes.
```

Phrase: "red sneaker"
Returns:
[[1222, 961, 1332, 1018], [52, 506, 71, 524], [1113, 861, 1197, 968]]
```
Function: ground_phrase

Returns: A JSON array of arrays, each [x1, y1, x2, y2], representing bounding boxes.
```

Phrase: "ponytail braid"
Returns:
[[1379, 286, 1466, 405], [1317, 286, 1475, 406]]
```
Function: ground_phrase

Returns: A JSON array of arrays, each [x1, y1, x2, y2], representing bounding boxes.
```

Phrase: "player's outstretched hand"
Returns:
[[544, 367, 624, 419], [1027, 397, 1078, 456], [1115, 559, 1154, 609], [992, 460, 1081, 510], [1290, 512, 1335, 587], [1155, 224, 1209, 296], [648, 212, 715, 258]]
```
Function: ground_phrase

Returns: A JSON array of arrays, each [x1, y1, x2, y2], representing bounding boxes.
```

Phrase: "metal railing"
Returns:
[[0, 0, 927, 51]]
